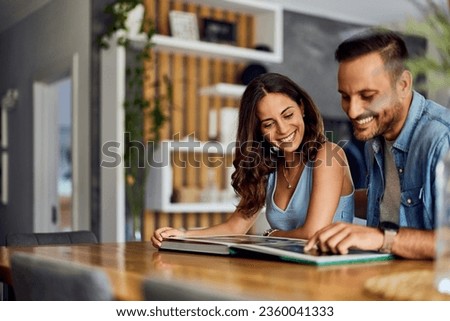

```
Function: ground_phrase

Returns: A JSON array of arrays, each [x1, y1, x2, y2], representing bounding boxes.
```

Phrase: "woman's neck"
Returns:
[[282, 151, 302, 167]]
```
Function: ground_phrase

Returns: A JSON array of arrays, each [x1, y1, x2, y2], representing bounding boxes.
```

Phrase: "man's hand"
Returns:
[[304, 222, 384, 254]]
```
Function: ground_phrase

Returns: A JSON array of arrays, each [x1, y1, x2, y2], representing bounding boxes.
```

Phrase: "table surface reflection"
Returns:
[[0, 241, 436, 300]]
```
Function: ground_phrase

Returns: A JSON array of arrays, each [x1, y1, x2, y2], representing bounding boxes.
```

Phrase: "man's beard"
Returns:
[[352, 99, 403, 141]]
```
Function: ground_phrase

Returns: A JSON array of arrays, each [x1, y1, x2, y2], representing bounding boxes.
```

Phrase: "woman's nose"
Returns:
[[276, 120, 289, 134]]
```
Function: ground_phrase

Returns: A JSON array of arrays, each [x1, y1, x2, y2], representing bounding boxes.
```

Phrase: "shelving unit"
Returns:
[[199, 83, 246, 98], [101, 0, 284, 229], [143, 0, 283, 213], [129, 0, 283, 63], [145, 140, 237, 213]]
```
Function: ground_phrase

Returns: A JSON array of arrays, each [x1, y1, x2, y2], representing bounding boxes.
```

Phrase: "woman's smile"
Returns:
[[279, 130, 297, 144]]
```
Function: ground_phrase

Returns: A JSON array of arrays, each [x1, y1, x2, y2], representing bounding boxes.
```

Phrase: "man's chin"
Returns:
[[353, 130, 375, 141]]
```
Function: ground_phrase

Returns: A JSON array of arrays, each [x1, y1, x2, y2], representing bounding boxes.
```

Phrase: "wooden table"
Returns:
[[0, 241, 437, 301]]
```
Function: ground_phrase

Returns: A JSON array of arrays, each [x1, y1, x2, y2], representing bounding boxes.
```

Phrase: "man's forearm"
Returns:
[[392, 228, 435, 259]]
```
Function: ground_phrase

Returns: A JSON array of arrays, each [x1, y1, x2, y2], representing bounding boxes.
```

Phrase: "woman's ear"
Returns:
[[299, 102, 305, 117]]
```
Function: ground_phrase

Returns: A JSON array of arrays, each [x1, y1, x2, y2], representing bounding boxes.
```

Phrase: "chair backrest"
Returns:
[[142, 277, 245, 301], [3, 231, 99, 301], [10, 252, 113, 300], [5, 230, 98, 246]]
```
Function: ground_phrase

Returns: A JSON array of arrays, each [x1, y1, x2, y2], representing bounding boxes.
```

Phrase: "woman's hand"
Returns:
[[151, 227, 186, 248]]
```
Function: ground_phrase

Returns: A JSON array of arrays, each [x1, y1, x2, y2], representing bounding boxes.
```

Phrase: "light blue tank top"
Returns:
[[265, 163, 354, 230]]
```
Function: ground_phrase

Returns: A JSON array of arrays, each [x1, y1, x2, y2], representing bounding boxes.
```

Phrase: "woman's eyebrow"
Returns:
[[260, 106, 295, 123]]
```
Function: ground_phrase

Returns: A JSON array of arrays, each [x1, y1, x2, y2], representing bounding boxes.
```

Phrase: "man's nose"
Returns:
[[345, 98, 364, 120]]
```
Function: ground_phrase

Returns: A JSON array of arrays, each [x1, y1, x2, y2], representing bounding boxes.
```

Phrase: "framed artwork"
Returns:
[[169, 11, 199, 41], [202, 18, 237, 45]]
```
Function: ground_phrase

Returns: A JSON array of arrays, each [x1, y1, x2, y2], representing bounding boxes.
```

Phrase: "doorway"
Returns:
[[33, 76, 74, 232]]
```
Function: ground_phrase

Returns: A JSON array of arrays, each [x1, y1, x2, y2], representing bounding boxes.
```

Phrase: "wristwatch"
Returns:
[[378, 221, 399, 254]]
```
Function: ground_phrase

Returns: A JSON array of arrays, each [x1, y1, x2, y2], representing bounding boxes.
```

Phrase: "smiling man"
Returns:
[[305, 30, 450, 259]]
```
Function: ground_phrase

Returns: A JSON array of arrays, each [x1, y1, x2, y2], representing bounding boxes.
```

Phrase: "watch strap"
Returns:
[[378, 221, 399, 254], [380, 229, 397, 253]]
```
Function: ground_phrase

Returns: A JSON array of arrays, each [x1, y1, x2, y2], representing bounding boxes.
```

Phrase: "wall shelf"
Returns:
[[129, 0, 283, 63], [199, 83, 246, 98], [145, 140, 237, 213]]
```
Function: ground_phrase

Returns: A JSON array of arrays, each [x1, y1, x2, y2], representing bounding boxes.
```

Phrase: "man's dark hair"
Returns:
[[335, 29, 409, 81]]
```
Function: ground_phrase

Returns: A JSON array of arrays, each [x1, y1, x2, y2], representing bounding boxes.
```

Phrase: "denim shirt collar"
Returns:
[[392, 91, 424, 152], [368, 91, 424, 167]]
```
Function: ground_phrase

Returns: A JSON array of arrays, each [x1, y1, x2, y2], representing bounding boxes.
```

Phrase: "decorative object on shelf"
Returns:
[[201, 18, 237, 45], [200, 169, 220, 203], [404, 0, 450, 107], [239, 63, 267, 85], [169, 11, 199, 41], [208, 107, 239, 147], [238, 45, 272, 85], [100, 0, 171, 240], [199, 83, 246, 98], [124, 2, 145, 38], [99, 0, 148, 48]]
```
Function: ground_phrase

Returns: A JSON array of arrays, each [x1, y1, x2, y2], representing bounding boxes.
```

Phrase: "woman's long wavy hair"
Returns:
[[231, 73, 326, 218]]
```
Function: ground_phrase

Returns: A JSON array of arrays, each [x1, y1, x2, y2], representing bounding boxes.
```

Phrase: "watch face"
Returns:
[[379, 221, 399, 231]]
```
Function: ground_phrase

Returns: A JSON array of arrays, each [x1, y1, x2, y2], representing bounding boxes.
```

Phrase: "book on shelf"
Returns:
[[159, 234, 393, 266]]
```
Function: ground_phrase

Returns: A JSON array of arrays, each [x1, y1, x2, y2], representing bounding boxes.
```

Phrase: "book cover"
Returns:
[[159, 234, 393, 266]]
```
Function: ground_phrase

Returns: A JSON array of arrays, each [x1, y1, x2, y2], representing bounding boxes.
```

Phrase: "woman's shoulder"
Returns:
[[314, 141, 348, 167]]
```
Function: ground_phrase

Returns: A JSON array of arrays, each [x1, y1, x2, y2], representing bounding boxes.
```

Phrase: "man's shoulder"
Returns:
[[419, 103, 450, 135], [409, 93, 450, 136], [410, 99, 450, 157], [417, 92, 450, 126]]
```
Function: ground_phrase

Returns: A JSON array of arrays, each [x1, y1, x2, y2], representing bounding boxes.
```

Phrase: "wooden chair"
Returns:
[[10, 252, 113, 301], [142, 277, 248, 301]]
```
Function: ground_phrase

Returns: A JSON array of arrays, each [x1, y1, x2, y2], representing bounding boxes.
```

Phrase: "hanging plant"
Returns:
[[100, 0, 171, 240]]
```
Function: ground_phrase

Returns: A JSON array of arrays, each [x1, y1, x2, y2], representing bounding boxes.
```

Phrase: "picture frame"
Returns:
[[169, 11, 199, 41], [202, 18, 237, 45]]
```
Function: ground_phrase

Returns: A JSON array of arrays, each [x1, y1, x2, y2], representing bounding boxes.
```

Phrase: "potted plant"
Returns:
[[404, 0, 450, 106], [100, 0, 171, 240]]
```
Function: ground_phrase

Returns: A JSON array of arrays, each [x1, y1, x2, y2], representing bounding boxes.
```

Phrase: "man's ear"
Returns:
[[397, 70, 413, 98]]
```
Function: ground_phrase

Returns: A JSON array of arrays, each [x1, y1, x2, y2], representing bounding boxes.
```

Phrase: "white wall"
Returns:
[[0, 0, 91, 244]]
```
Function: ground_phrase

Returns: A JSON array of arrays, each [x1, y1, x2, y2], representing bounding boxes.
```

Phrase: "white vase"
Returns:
[[125, 4, 145, 38]]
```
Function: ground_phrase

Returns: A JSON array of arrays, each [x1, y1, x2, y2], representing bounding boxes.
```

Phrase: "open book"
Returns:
[[159, 234, 393, 266]]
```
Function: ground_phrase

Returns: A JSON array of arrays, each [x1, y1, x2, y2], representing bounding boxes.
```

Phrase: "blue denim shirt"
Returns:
[[365, 91, 450, 229]]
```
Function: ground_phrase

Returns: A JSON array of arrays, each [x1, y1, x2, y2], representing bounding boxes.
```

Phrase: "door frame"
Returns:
[[33, 53, 82, 232]]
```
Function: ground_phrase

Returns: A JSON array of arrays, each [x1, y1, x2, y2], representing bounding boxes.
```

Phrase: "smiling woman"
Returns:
[[151, 73, 355, 248]]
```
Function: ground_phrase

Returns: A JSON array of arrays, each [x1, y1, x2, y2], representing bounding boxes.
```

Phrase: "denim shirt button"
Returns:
[[407, 198, 412, 204], [398, 168, 403, 173]]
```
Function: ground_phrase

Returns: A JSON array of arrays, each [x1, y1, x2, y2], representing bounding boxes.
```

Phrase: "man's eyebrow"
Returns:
[[338, 89, 378, 95]]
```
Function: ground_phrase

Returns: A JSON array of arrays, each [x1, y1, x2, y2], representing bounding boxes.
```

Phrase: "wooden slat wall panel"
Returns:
[[143, 0, 254, 241]]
